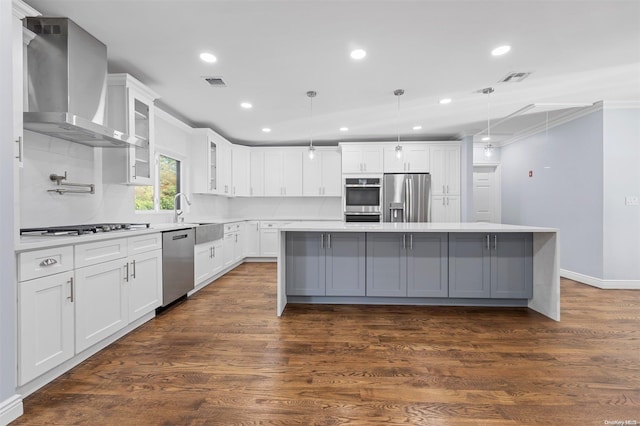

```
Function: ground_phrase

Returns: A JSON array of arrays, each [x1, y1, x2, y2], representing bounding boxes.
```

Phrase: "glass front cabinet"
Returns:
[[190, 128, 231, 195], [103, 74, 160, 185]]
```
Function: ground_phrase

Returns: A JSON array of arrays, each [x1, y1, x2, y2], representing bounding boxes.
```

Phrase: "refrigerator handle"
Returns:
[[404, 177, 411, 222]]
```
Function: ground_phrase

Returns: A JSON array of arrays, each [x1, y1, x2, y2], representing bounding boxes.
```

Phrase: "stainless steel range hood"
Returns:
[[23, 17, 132, 148]]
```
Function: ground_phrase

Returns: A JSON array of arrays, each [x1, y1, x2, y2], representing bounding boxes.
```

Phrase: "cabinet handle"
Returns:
[[327, 233, 331, 249], [442, 197, 445, 206], [132, 163, 137, 179], [321, 233, 324, 249], [447, 185, 449, 194], [131, 260, 136, 279], [213, 246, 216, 257], [39, 258, 58, 267], [410, 234, 413, 250], [494, 235, 497, 250], [235, 234, 238, 243], [486, 235, 490, 250], [402, 234, 406, 249], [446, 197, 449, 205], [256, 223, 259, 231], [68, 277, 74, 302], [15, 136, 23, 161], [124, 263, 129, 282]]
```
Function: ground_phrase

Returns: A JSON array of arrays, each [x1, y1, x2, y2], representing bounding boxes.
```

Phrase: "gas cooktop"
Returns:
[[20, 223, 150, 237]]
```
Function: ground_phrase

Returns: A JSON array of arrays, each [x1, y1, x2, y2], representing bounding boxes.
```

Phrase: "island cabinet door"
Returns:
[[448, 233, 491, 298], [366, 233, 407, 297], [286, 232, 326, 296], [491, 233, 533, 298], [325, 233, 366, 296], [407, 233, 449, 297]]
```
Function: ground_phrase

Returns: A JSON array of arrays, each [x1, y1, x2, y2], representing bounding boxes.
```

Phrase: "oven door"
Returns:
[[344, 185, 381, 213]]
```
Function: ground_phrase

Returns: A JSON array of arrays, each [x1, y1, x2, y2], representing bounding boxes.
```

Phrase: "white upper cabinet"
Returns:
[[263, 148, 304, 197], [250, 149, 265, 196], [103, 74, 160, 186], [231, 144, 250, 197], [190, 128, 232, 195], [218, 139, 232, 196], [340, 143, 383, 174], [383, 143, 430, 173], [303, 147, 342, 196], [430, 144, 461, 196]]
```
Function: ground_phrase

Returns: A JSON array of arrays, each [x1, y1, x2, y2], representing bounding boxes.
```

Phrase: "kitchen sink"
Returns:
[[195, 223, 224, 244]]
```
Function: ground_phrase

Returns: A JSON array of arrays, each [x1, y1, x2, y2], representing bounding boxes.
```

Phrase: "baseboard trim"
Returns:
[[561, 269, 640, 289], [0, 394, 23, 426]]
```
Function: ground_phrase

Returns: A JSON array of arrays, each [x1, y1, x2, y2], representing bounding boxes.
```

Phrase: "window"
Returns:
[[135, 154, 182, 212]]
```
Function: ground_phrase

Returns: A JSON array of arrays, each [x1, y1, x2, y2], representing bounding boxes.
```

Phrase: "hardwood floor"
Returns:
[[12, 263, 640, 425]]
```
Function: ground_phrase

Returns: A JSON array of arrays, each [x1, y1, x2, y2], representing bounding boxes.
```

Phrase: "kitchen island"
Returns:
[[277, 222, 559, 321]]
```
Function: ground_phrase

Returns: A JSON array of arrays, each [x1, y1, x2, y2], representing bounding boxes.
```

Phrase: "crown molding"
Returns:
[[499, 102, 604, 148], [602, 100, 640, 109], [13, 0, 40, 19]]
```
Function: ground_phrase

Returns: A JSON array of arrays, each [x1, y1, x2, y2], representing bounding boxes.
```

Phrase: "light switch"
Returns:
[[625, 196, 639, 206]]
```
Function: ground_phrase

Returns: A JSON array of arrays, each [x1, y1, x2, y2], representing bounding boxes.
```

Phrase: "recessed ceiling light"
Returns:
[[491, 45, 511, 56], [350, 49, 367, 60], [439, 98, 452, 104], [199, 52, 217, 63], [240, 102, 252, 109], [339, 127, 349, 132], [412, 126, 422, 130], [262, 127, 271, 133], [482, 136, 491, 141]]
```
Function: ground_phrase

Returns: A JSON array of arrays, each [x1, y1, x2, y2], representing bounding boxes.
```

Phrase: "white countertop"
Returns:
[[280, 221, 558, 233], [15, 223, 196, 252]]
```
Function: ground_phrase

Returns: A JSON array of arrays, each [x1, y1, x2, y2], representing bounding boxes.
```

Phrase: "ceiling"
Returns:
[[25, 0, 640, 146]]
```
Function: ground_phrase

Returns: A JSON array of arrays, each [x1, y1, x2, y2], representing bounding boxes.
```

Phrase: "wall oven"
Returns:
[[344, 177, 382, 222]]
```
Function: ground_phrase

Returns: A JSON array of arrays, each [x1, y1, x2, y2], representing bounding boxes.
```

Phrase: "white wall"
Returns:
[[501, 110, 604, 279], [229, 197, 342, 220], [602, 107, 640, 280], [460, 136, 473, 222], [1, 0, 17, 411]]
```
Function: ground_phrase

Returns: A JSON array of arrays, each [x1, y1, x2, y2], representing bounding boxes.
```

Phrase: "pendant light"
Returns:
[[306, 90, 317, 160], [394, 89, 404, 159], [482, 87, 494, 157]]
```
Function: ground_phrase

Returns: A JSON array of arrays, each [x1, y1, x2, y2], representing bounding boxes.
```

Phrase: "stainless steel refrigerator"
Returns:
[[383, 173, 431, 222]]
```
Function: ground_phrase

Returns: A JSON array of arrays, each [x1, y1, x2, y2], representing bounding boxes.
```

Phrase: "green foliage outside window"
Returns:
[[134, 154, 180, 211]]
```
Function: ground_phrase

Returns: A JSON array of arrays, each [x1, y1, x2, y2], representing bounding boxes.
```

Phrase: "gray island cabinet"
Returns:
[[449, 232, 533, 299], [366, 233, 448, 297], [286, 232, 366, 296], [277, 222, 560, 321]]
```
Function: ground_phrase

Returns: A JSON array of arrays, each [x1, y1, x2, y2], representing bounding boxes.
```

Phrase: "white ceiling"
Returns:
[[26, 0, 640, 146]]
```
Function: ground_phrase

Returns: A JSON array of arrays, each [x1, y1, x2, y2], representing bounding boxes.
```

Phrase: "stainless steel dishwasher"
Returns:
[[161, 228, 195, 307]]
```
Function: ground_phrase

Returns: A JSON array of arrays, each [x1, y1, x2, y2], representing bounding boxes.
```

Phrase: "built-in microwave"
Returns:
[[344, 177, 381, 222]]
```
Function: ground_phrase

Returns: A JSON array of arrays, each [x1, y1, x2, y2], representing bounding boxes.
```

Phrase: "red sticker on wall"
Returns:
[[529, 170, 533, 177]]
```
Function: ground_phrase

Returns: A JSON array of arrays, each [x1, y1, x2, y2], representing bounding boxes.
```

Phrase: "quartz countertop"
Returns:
[[280, 221, 558, 233]]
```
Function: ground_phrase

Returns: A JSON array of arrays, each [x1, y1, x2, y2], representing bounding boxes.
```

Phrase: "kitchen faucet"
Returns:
[[174, 192, 192, 223]]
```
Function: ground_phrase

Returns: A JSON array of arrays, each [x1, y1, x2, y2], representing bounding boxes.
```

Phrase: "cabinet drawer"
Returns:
[[19, 246, 74, 281], [224, 223, 242, 233], [260, 221, 289, 229], [128, 233, 162, 255], [75, 238, 128, 268]]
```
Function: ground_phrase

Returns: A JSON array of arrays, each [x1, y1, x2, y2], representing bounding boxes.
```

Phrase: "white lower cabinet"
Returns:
[[18, 271, 75, 385], [128, 248, 163, 322], [223, 228, 244, 268], [244, 221, 261, 257], [75, 259, 128, 353], [194, 238, 223, 286], [17, 233, 163, 386]]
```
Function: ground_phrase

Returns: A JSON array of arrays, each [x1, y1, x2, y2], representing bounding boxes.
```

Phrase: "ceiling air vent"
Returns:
[[203, 76, 228, 87], [499, 71, 532, 83]]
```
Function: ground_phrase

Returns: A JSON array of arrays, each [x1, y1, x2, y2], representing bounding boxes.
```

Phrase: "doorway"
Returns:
[[473, 165, 501, 223]]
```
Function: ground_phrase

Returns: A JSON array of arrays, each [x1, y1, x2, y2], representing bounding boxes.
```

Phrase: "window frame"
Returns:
[[134, 149, 187, 214]]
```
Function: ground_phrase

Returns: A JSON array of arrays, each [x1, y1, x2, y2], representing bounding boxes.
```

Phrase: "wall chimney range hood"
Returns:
[[23, 17, 134, 148]]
